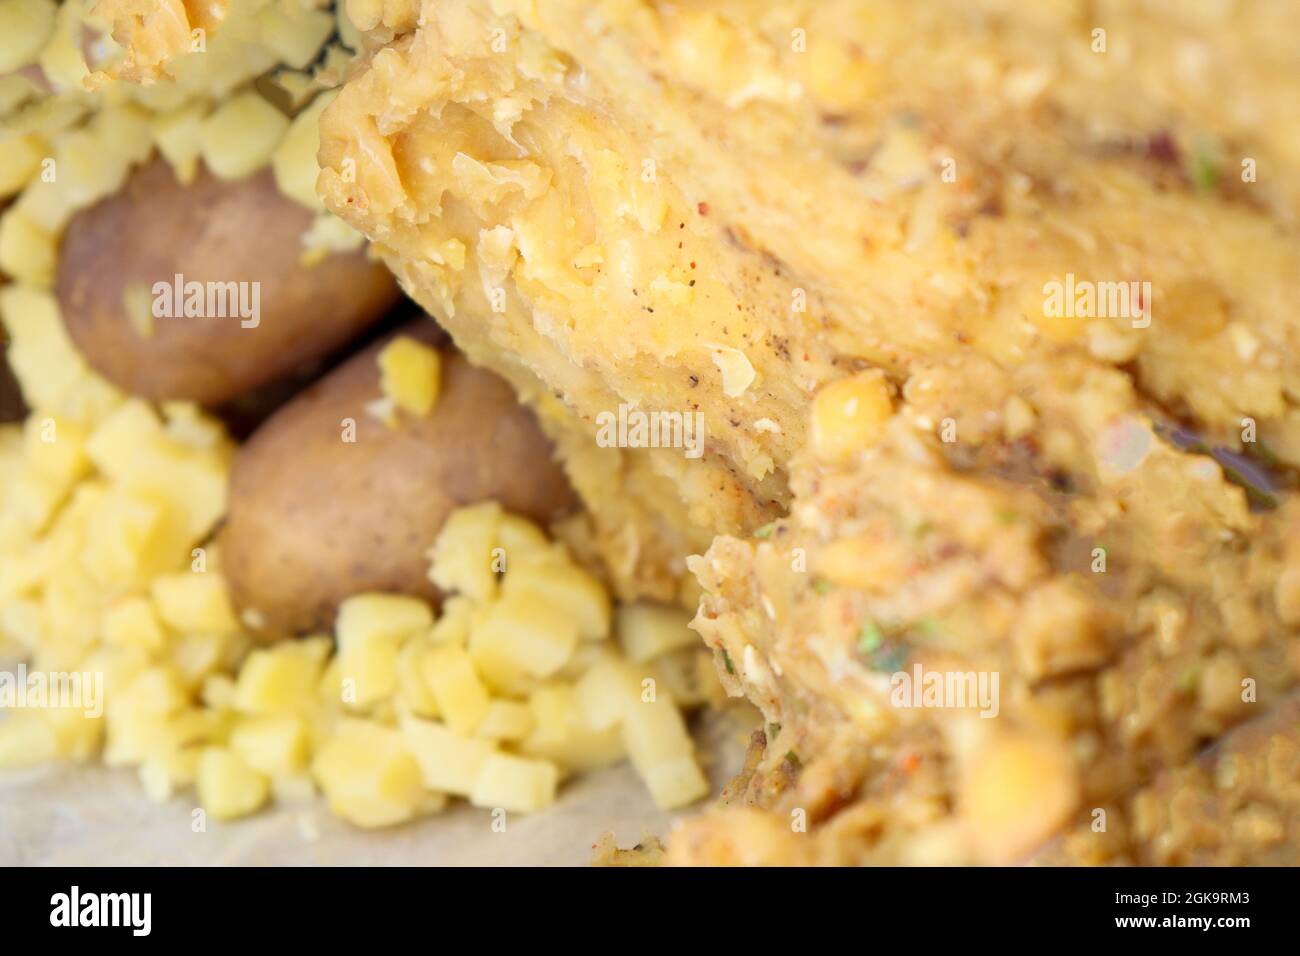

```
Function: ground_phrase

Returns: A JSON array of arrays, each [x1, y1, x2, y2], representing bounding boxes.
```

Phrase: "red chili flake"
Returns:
[[697, 201, 710, 216], [900, 752, 922, 774], [689, 261, 696, 269]]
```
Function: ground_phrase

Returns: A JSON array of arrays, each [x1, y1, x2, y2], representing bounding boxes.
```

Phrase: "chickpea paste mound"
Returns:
[[318, 0, 1300, 864]]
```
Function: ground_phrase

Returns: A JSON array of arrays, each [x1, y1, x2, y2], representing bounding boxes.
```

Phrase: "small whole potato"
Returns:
[[219, 318, 580, 637], [57, 155, 401, 407]]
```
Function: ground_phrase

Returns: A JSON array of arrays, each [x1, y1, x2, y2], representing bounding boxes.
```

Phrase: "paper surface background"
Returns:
[[0, 707, 753, 866]]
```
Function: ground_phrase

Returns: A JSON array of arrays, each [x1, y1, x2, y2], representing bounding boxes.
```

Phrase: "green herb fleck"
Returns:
[[812, 578, 832, 595], [767, 722, 782, 741], [866, 643, 911, 674], [784, 750, 802, 769], [721, 649, 735, 675], [857, 620, 884, 655], [1178, 667, 1200, 693], [753, 522, 776, 539], [914, 617, 940, 637], [995, 507, 1019, 525], [1191, 147, 1221, 193]]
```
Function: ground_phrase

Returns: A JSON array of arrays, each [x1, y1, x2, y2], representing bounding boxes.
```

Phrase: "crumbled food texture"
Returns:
[[89, 0, 232, 86], [673, 355, 1300, 865], [590, 832, 666, 867], [318, 0, 1300, 605], [0, 285, 715, 823]]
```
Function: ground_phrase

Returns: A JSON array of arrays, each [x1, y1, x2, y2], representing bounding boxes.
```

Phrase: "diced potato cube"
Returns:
[[270, 90, 333, 208], [0, 0, 57, 74], [312, 720, 423, 828], [400, 715, 495, 797], [151, 102, 207, 184], [575, 656, 641, 731], [428, 502, 501, 600], [470, 593, 578, 683], [0, 285, 87, 414], [168, 631, 228, 688], [469, 753, 559, 814], [336, 593, 433, 646], [83, 399, 164, 481], [335, 593, 432, 708], [493, 514, 552, 564], [637, 756, 709, 810], [101, 597, 166, 651], [23, 412, 88, 486], [337, 632, 400, 710], [151, 572, 241, 634], [0, 207, 56, 286], [620, 695, 695, 768], [196, 747, 270, 821], [394, 637, 440, 718], [231, 716, 309, 777], [617, 602, 698, 663], [377, 335, 441, 417], [505, 558, 610, 640], [0, 133, 45, 198], [81, 488, 168, 589], [256, 4, 335, 69], [520, 683, 626, 773], [104, 710, 172, 766], [474, 699, 533, 742], [111, 665, 190, 716], [621, 692, 708, 807], [76, 647, 146, 713], [198, 92, 290, 180], [428, 596, 472, 645], [201, 674, 236, 710], [232, 638, 330, 716], [422, 642, 490, 734]]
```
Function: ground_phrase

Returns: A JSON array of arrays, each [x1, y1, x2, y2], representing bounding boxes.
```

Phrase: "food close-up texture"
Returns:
[[1, 0, 1298, 867]]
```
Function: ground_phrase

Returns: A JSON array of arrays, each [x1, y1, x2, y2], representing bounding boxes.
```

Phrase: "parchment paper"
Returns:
[[0, 706, 753, 866]]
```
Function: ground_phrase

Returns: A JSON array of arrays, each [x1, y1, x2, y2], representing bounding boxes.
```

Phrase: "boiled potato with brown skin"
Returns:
[[219, 317, 580, 637], [57, 155, 401, 407]]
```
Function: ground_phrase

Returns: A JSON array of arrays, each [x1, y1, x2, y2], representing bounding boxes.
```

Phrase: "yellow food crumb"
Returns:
[[376, 335, 442, 417]]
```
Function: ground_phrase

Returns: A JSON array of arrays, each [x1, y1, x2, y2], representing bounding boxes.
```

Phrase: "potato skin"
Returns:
[[219, 318, 580, 637], [57, 156, 401, 406]]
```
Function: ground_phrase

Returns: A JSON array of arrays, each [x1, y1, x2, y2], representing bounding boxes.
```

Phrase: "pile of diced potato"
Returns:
[[0, 285, 718, 825]]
